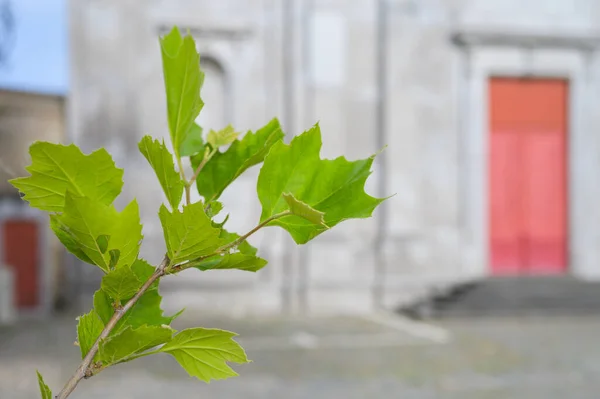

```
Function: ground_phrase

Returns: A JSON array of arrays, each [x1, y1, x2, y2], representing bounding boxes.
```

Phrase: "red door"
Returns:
[[489, 78, 568, 275], [2, 220, 40, 307]]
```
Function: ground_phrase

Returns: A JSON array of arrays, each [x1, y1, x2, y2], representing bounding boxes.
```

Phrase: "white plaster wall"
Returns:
[[459, 0, 600, 32], [70, 0, 600, 315]]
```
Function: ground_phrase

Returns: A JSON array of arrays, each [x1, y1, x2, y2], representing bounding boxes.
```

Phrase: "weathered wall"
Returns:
[[0, 92, 65, 194], [0, 91, 66, 314], [70, 0, 600, 315]]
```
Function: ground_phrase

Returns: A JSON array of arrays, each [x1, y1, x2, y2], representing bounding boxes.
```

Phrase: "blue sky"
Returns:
[[0, 0, 68, 95]]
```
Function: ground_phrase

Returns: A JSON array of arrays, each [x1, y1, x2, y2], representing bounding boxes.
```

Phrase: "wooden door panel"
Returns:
[[2, 220, 39, 307], [489, 131, 522, 274], [522, 132, 567, 273], [489, 78, 568, 275]]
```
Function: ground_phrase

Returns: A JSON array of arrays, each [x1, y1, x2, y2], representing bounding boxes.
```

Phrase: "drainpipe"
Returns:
[[62, 0, 81, 312], [455, 40, 470, 235], [296, 0, 315, 315], [281, 0, 296, 313], [372, 0, 389, 309]]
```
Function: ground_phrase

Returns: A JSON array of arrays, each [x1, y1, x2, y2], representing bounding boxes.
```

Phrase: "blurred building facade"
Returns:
[[0, 0, 68, 318], [3, 0, 600, 317]]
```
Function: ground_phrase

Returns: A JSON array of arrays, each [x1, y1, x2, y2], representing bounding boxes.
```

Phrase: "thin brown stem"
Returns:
[[55, 256, 170, 399], [189, 148, 216, 189], [184, 184, 191, 205], [217, 210, 291, 252]]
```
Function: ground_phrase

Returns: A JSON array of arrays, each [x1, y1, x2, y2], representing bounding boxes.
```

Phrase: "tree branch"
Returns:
[[55, 256, 171, 399]]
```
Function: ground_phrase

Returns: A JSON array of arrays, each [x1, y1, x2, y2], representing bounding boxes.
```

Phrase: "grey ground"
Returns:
[[2, 312, 600, 398]]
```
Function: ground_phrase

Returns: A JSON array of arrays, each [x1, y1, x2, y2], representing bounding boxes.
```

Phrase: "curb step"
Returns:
[[398, 277, 600, 319]]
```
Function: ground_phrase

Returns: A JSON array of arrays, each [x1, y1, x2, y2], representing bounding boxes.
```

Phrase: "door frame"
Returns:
[[455, 32, 600, 280], [488, 77, 569, 275]]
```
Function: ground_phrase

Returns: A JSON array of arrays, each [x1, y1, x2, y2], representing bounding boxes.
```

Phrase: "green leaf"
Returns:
[[160, 26, 204, 158], [193, 118, 284, 202], [9, 142, 124, 212], [50, 216, 94, 264], [114, 285, 177, 333], [206, 200, 223, 218], [159, 202, 226, 264], [77, 310, 104, 359], [51, 193, 142, 272], [108, 249, 120, 269], [36, 371, 52, 399], [160, 328, 249, 382], [100, 259, 155, 305], [138, 135, 184, 210], [94, 285, 177, 337], [94, 260, 161, 330], [98, 325, 174, 365], [257, 124, 385, 244], [131, 258, 156, 284], [93, 289, 113, 325], [218, 229, 257, 256], [194, 253, 267, 272], [282, 193, 327, 227], [101, 264, 142, 302], [207, 125, 239, 148], [96, 235, 110, 254], [180, 123, 205, 156]]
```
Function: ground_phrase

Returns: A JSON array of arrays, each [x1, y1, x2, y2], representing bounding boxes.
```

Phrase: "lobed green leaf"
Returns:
[[193, 118, 284, 202], [77, 310, 104, 359], [50, 193, 142, 272], [159, 201, 226, 264], [114, 286, 179, 334], [138, 135, 184, 210], [218, 228, 257, 256], [160, 328, 249, 382], [257, 124, 385, 244], [94, 260, 176, 336], [98, 325, 174, 366], [205, 200, 223, 218], [130, 258, 157, 283], [180, 122, 204, 157], [93, 289, 114, 325], [96, 235, 109, 254], [50, 216, 94, 265], [101, 264, 142, 302], [194, 252, 267, 272], [160, 26, 204, 158], [9, 142, 123, 212], [207, 125, 239, 148]]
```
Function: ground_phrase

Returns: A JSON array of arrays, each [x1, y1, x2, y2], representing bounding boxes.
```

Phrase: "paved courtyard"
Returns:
[[2, 312, 600, 398]]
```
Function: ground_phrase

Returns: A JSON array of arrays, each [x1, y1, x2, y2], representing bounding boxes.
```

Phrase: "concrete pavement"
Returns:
[[2, 312, 600, 398]]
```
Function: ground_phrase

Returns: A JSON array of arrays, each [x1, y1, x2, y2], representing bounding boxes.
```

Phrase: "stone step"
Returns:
[[401, 277, 600, 318]]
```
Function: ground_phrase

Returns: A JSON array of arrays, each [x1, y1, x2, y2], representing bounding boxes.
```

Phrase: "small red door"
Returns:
[[2, 220, 40, 307], [489, 78, 568, 275]]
